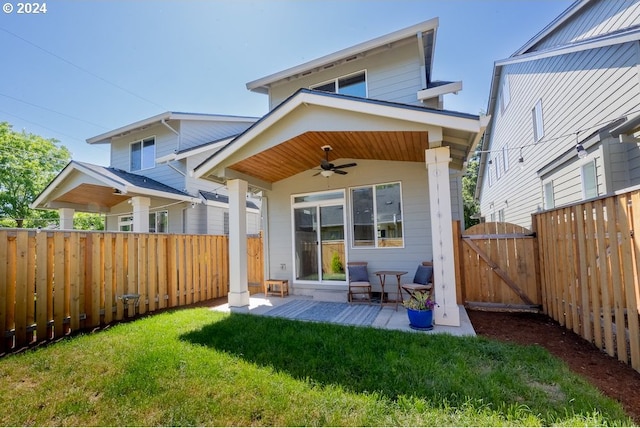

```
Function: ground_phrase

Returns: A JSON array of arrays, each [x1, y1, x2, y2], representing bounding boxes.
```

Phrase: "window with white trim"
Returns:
[[532, 99, 544, 142], [581, 161, 598, 200], [311, 71, 367, 97], [130, 137, 155, 172], [488, 160, 494, 187], [351, 182, 403, 248], [118, 211, 168, 233], [500, 74, 511, 114], [502, 146, 509, 173], [543, 181, 555, 210]]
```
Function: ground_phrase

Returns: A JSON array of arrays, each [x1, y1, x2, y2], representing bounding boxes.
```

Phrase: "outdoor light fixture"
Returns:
[[321, 170, 334, 178], [518, 147, 525, 170], [576, 143, 587, 159]]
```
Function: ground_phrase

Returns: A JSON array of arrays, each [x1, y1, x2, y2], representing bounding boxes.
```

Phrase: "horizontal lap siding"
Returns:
[[269, 41, 423, 109], [530, 1, 640, 51], [480, 41, 640, 228]]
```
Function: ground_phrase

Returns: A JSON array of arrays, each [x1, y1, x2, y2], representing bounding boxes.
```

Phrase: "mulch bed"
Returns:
[[467, 309, 640, 423]]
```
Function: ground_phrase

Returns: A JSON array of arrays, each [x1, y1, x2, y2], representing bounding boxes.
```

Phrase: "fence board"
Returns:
[[0, 231, 7, 352], [69, 232, 80, 332], [533, 188, 640, 373], [15, 232, 29, 347], [1, 231, 259, 354], [606, 197, 628, 363], [53, 232, 65, 338]]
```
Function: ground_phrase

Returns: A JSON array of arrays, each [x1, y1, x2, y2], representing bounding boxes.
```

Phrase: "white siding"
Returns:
[[268, 40, 423, 109], [264, 159, 460, 293], [179, 120, 254, 151], [531, 0, 640, 52], [627, 141, 640, 183], [480, 41, 640, 227]]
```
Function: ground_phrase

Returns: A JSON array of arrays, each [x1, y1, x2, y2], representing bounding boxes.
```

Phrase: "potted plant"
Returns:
[[403, 291, 436, 331]]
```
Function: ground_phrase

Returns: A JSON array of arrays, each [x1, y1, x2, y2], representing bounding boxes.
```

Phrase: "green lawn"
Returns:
[[0, 308, 632, 426]]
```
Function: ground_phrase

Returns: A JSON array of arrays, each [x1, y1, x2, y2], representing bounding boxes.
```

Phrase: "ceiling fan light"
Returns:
[[321, 170, 334, 177]]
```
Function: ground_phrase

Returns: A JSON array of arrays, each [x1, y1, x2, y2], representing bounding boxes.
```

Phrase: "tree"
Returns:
[[73, 212, 105, 230], [462, 156, 480, 228], [0, 122, 71, 228]]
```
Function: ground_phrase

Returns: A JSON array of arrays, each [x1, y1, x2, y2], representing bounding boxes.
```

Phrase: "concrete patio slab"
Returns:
[[211, 294, 475, 337]]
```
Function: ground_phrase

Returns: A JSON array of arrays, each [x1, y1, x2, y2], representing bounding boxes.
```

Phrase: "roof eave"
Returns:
[[246, 17, 439, 93]]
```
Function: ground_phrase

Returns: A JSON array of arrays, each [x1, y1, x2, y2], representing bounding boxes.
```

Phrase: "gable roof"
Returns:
[[87, 111, 258, 145], [246, 18, 439, 94], [193, 88, 487, 188], [31, 161, 200, 210]]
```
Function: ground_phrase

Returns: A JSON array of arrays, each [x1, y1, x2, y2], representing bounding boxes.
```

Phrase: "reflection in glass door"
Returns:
[[294, 207, 318, 281], [293, 191, 346, 283], [319, 205, 346, 281]]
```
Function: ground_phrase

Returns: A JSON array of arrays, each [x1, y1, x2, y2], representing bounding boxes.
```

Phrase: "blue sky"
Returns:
[[1, 0, 572, 166]]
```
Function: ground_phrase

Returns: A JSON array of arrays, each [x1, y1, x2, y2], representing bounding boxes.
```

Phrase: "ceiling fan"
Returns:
[[313, 145, 357, 177]]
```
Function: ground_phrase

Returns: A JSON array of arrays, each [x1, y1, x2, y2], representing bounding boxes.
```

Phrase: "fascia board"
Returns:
[[194, 91, 484, 179], [513, 0, 590, 56], [127, 186, 201, 203], [30, 162, 127, 208], [246, 18, 439, 92], [87, 112, 173, 144], [417, 81, 462, 101], [174, 137, 234, 161], [497, 29, 640, 68], [87, 112, 258, 145]]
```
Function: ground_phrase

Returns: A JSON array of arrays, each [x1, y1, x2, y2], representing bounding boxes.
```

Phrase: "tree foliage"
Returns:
[[0, 122, 71, 227], [462, 157, 480, 228]]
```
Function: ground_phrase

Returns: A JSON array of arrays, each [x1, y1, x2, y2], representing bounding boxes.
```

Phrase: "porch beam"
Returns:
[[425, 146, 460, 326], [228, 178, 250, 310]]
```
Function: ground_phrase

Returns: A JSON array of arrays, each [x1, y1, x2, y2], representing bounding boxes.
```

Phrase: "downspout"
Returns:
[[261, 195, 270, 282], [161, 119, 181, 151]]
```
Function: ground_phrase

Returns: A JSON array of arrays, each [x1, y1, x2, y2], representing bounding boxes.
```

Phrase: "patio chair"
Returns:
[[401, 261, 434, 302], [347, 261, 372, 304]]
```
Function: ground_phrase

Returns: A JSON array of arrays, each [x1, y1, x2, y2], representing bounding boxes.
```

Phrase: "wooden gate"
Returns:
[[456, 222, 541, 310]]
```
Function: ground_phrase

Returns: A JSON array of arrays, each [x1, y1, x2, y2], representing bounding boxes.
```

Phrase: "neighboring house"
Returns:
[[476, 0, 640, 228], [193, 18, 489, 326], [32, 112, 262, 235]]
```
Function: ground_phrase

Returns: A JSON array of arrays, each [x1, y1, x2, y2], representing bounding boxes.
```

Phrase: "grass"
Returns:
[[0, 307, 633, 426]]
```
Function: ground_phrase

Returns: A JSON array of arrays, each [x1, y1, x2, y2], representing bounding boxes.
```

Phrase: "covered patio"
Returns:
[[211, 294, 476, 336]]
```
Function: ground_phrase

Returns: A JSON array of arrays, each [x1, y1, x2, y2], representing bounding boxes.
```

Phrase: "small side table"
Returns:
[[264, 279, 289, 298], [374, 271, 407, 310]]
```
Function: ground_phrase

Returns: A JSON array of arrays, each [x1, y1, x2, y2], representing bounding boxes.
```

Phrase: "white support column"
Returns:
[[425, 146, 460, 326], [131, 196, 150, 233], [59, 208, 75, 230], [228, 179, 250, 310]]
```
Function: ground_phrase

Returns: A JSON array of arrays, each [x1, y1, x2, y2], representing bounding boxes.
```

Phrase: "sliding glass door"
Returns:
[[293, 191, 346, 283]]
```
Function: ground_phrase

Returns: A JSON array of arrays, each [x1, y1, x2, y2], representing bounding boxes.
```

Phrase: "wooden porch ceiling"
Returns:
[[229, 131, 428, 183], [54, 183, 129, 209], [227, 130, 469, 183]]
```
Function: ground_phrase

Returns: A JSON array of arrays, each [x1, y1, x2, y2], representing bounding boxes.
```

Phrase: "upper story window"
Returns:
[[500, 74, 511, 114], [543, 181, 555, 210], [532, 99, 544, 142], [581, 160, 598, 200], [351, 182, 403, 248], [130, 137, 155, 171], [311, 71, 367, 98], [502, 146, 510, 173]]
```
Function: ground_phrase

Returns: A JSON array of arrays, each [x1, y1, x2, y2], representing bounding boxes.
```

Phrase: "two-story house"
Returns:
[[193, 18, 489, 326], [32, 112, 262, 234], [476, 0, 640, 228]]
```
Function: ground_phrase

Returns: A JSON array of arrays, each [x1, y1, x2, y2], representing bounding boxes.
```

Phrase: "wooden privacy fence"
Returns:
[[534, 189, 640, 371], [454, 221, 541, 310], [0, 230, 263, 354]]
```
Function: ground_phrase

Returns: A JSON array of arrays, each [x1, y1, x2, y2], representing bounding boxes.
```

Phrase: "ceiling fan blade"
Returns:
[[333, 169, 348, 175], [332, 162, 357, 169], [313, 171, 322, 176]]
